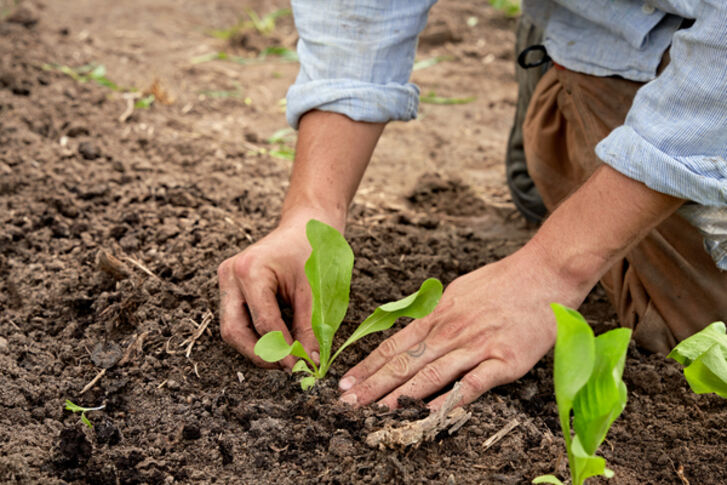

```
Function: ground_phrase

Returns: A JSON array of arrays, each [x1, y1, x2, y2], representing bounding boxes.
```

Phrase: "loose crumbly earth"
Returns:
[[1, 1, 725, 484]]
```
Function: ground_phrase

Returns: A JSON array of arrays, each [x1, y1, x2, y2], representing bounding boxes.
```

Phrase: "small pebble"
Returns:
[[0, 336, 8, 352]]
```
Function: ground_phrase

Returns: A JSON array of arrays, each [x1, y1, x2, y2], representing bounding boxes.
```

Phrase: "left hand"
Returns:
[[337, 242, 590, 410]]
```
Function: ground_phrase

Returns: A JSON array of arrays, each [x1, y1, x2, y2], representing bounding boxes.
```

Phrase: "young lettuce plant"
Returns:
[[533, 304, 632, 485], [668, 321, 727, 398], [254, 219, 443, 390]]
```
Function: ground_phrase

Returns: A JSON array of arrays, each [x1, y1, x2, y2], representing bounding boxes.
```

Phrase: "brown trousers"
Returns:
[[522, 66, 727, 355]]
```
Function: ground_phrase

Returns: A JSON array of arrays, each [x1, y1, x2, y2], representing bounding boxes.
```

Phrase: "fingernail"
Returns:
[[339, 376, 355, 391], [339, 393, 357, 406], [312, 351, 320, 364]]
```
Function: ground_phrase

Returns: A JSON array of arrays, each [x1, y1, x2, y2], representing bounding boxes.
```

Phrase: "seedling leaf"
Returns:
[[332, 278, 443, 362], [300, 376, 316, 391], [532, 475, 565, 485], [255, 331, 296, 361], [536, 304, 631, 485], [305, 219, 354, 371], [682, 343, 727, 398], [572, 328, 630, 455], [668, 321, 727, 366], [551, 303, 595, 445], [292, 360, 313, 375], [668, 321, 727, 398]]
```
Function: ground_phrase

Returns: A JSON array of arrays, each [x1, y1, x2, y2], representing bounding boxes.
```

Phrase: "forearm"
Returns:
[[525, 165, 684, 297], [280, 110, 385, 231]]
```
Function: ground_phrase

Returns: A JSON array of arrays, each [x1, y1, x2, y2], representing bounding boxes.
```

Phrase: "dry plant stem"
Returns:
[[675, 464, 691, 485], [180, 311, 214, 358], [365, 382, 472, 449], [119, 92, 142, 122], [124, 255, 160, 280], [81, 332, 149, 394], [80, 368, 106, 395], [481, 418, 520, 451]]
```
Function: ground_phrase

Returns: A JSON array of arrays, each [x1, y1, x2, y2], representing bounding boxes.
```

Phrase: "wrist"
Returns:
[[279, 196, 347, 233]]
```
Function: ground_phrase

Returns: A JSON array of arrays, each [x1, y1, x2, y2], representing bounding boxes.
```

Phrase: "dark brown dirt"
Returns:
[[1, 1, 726, 484]]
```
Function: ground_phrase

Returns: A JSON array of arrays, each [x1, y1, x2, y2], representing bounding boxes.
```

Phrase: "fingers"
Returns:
[[291, 281, 318, 363], [340, 338, 446, 407], [234, 259, 297, 370], [339, 317, 431, 393], [218, 261, 276, 368], [427, 358, 510, 410], [376, 349, 476, 410]]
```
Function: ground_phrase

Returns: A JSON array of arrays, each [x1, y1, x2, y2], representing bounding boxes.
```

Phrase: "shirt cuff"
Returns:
[[286, 79, 420, 129], [596, 126, 727, 207]]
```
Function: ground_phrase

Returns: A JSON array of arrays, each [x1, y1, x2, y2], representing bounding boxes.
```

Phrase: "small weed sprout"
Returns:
[[64, 400, 106, 429]]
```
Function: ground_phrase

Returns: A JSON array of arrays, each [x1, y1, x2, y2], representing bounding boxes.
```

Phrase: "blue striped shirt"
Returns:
[[286, 0, 727, 269]]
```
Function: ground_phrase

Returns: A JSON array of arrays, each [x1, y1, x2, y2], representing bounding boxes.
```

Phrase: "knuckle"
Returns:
[[217, 260, 230, 281], [386, 354, 411, 378], [232, 253, 256, 279], [219, 322, 235, 344], [377, 338, 399, 359], [419, 364, 443, 387], [463, 371, 486, 392]]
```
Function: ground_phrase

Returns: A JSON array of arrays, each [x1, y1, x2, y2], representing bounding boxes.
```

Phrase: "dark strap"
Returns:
[[517, 45, 551, 69]]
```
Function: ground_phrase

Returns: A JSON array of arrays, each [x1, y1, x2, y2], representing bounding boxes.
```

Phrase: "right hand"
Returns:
[[217, 211, 341, 369]]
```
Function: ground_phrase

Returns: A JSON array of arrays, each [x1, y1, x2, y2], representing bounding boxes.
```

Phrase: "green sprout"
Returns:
[[208, 7, 291, 39], [533, 304, 631, 485], [64, 400, 106, 429], [267, 127, 296, 161], [254, 220, 443, 390], [668, 321, 727, 398], [489, 0, 521, 16], [420, 91, 476, 105]]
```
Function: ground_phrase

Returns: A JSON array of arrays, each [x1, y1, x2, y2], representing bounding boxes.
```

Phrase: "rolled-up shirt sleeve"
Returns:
[[595, 3, 727, 208], [286, 0, 436, 129]]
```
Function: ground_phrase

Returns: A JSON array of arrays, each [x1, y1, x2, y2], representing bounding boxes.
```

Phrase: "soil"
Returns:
[[1, 1, 726, 484]]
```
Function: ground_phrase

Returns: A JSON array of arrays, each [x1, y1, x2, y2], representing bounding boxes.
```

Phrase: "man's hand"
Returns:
[[218, 212, 334, 369], [338, 166, 682, 409], [218, 110, 385, 368], [337, 240, 587, 409]]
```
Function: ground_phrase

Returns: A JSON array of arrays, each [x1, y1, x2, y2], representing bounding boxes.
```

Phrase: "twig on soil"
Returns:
[[365, 382, 472, 449], [80, 368, 107, 395], [123, 255, 161, 280], [118, 331, 149, 366], [674, 464, 691, 485], [80, 332, 149, 394], [482, 418, 520, 451], [180, 311, 214, 358], [119, 91, 142, 122]]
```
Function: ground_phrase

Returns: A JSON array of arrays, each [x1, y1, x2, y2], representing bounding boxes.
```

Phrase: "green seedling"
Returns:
[[668, 321, 727, 398], [64, 400, 106, 429], [208, 7, 291, 39], [192, 46, 298, 66], [254, 219, 443, 390], [43, 63, 125, 91], [267, 127, 297, 161], [134, 94, 155, 109], [489, 0, 522, 16], [533, 304, 631, 485], [420, 91, 476, 105]]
